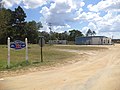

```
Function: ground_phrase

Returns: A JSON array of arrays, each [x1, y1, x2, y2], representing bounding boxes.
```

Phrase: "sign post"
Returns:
[[25, 38, 28, 63], [7, 37, 10, 68], [7, 38, 28, 68], [10, 39, 27, 65], [39, 36, 45, 62]]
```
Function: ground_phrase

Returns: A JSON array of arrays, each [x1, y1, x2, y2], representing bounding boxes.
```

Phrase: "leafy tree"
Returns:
[[36, 22, 43, 30], [39, 31, 69, 43], [25, 21, 43, 43], [92, 31, 96, 36], [86, 29, 96, 36], [68, 30, 84, 41], [60, 31, 69, 40], [0, 8, 13, 44], [86, 29, 92, 36], [0, 6, 44, 44]]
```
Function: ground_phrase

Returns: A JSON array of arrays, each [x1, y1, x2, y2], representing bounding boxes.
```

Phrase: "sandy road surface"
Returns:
[[1, 44, 120, 90]]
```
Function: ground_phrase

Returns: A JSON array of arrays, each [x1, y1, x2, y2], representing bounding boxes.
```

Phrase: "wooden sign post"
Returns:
[[39, 36, 45, 62]]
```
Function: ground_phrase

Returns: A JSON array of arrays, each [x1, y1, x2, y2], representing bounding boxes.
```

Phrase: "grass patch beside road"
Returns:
[[0, 44, 108, 71], [0, 44, 75, 70], [54, 45, 108, 51]]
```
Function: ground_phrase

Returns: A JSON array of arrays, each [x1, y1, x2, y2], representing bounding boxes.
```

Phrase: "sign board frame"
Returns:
[[10, 40, 26, 50], [7, 37, 28, 68]]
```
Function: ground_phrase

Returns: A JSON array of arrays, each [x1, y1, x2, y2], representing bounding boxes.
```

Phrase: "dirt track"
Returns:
[[1, 44, 120, 90]]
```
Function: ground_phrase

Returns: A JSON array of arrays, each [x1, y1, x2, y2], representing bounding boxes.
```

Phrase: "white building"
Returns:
[[49, 40, 67, 45], [75, 36, 112, 45]]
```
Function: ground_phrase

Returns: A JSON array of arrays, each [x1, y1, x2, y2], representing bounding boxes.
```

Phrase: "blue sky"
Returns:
[[1, 0, 120, 39]]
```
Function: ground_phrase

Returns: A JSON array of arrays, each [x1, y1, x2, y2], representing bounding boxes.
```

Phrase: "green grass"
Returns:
[[54, 45, 108, 51], [0, 44, 75, 70], [0, 44, 108, 71]]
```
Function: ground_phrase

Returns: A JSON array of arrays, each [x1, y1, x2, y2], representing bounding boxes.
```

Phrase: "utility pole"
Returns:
[[0, 0, 4, 10], [48, 23, 52, 45]]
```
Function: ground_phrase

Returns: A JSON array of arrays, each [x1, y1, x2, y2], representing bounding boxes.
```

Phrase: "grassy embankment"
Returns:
[[0, 44, 107, 71]]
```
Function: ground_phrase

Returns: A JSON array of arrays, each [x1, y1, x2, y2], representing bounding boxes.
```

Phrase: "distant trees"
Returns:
[[39, 29, 84, 43], [92, 31, 96, 36], [86, 29, 96, 36], [39, 31, 50, 43], [68, 30, 84, 41], [25, 21, 43, 43]]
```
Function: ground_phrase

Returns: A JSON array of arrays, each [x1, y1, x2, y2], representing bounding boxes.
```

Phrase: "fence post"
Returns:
[[7, 37, 10, 68], [25, 38, 28, 63]]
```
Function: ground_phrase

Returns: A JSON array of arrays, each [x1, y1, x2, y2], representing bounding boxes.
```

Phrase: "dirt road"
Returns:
[[1, 44, 120, 90]]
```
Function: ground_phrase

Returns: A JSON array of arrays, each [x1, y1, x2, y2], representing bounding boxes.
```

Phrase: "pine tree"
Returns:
[[86, 29, 92, 36], [13, 6, 27, 40]]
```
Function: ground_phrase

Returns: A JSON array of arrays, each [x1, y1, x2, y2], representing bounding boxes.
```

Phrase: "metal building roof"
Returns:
[[76, 36, 108, 39]]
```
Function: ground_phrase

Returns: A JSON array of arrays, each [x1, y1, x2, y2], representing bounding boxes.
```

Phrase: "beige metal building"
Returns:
[[75, 36, 112, 45]]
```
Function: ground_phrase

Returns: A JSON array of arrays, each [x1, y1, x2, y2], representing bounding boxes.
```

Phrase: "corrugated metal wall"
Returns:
[[75, 36, 112, 45]]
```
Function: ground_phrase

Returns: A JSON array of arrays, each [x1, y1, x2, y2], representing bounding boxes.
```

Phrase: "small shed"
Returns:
[[49, 40, 67, 45], [75, 36, 112, 45]]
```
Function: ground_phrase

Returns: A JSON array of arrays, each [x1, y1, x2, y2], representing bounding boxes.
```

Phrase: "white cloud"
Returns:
[[81, 11, 120, 37], [78, 0, 120, 38], [2, 0, 47, 9], [81, 22, 98, 35], [51, 0, 85, 10], [40, 0, 85, 26], [53, 24, 71, 32], [88, 22, 97, 30], [2, 0, 22, 8], [40, 18, 71, 33], [87, 0, 120, 12], [74, 12, 100, 21], [49, 2, 71, 13], [81, 27, 89, 34], [40, 6, 50, 18], [23, 0, 46, 9], [97, 14, 120, 33]]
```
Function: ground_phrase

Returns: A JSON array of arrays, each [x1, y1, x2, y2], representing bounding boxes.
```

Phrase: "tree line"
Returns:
[[39, 30, 84, 43], [0, 6, 43, 44], [0, 6, 96, 44]]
